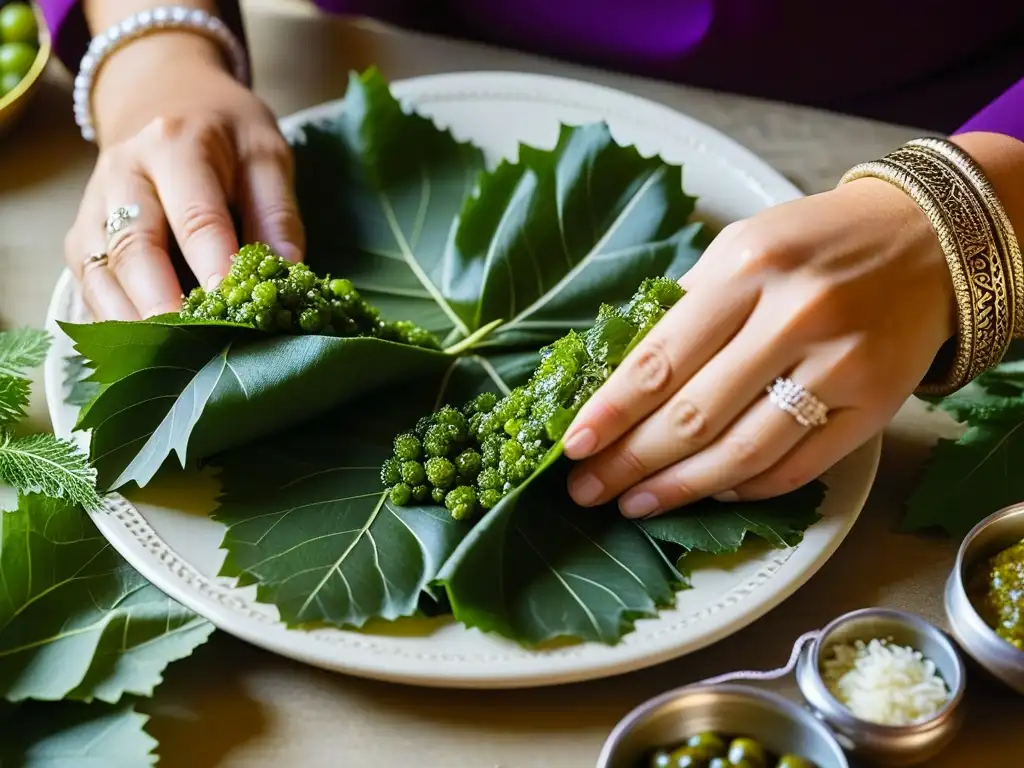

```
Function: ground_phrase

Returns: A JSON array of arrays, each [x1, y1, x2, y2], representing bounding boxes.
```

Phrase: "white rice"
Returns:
[[820, 637, 951, 726]]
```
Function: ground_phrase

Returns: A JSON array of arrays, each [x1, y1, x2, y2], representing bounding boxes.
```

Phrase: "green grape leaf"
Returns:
[[0, 374, 31, 427], [0, 433, 102, 514], [902, 418, 1024, 537], [0, 702, 157, 767], [443, 123, 705, 348], [62, 317, 453, 492], [437, 450, 686, 646], [0, 493, 214, 703], [293, 67, 486, 340], [0, 327, 51, 378], [211, 351, 537, 628], [290, 70, 705, 353], [640, 482, 826, 556], [62, 355, 102, 408]]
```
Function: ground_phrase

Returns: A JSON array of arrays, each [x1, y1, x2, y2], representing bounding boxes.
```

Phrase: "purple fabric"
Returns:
[[38, 0, 1024, 141]]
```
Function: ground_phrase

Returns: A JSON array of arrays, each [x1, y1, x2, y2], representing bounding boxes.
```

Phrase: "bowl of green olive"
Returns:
[[0, 1, 50, 135], [596, 683, 848, 768]]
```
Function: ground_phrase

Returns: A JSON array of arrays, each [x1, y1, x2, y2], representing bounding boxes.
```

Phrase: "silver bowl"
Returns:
[[795, 608, 966, 766], [595, 683, 848, 768], [944, 502, 1024, 695]]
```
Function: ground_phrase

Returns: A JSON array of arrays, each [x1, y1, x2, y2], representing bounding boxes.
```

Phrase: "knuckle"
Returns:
[[255, 200, 300, 233], [108, 228, 163, 270], [142, 114, 190, 143], [614, 445, 649, 477], [722, 432, 760, 465], [773, 467, 815, 496], [666, 474, 701, 504], [627, 337, 674, 394], [177, 203, 234, 244], [668, 397, 708, 443], [246, 132, 292, 166]]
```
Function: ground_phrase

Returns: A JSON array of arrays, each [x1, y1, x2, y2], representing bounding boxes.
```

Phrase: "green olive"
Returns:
[[708, 759, 731, 768], [0, 70, 20, 96], [0, 2, 37, 45], [0, 41, 35, 79], [776, 756, 816, 768], [727, 738, 767, 767], [687, 732, 727, 756], [648, 749, 672, 768], [731, 762, 758, 768], [668, 746, 710, 768]]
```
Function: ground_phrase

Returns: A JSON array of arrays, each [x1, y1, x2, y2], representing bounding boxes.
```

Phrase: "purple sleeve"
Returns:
[[954, 76, 1024, 143], [38, 0, 248, 74]]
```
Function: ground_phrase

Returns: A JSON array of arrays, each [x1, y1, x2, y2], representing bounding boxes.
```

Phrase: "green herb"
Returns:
[[904, 361, 1024, 537], [0, 328, 101, 512], [0, 327, 214, 764], [383, 277, 684, 520]]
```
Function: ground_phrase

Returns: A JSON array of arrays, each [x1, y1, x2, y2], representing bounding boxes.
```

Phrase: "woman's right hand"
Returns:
[[64, 31, 305, 321]]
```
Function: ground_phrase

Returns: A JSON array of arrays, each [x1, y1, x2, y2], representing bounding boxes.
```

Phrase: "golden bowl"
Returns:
[[0, 2, 52, 136]]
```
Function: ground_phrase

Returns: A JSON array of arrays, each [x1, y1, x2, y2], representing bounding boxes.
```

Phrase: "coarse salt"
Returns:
[[820, 637, 951, 726]]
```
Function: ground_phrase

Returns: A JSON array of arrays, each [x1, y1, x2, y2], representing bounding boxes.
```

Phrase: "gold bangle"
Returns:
[[905, 137, 1024, 337], [839, 149, 1012, 394]]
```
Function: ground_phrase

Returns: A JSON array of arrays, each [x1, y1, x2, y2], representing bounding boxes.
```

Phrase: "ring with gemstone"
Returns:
[[105, 204, 140, 238], [766, 377, 829, 428]]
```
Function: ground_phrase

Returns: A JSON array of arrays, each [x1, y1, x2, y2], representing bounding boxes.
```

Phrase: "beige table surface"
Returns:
[[1, 2, 1021, 765]]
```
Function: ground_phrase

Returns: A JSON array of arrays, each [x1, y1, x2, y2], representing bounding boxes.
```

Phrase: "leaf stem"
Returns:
[[443, 318, 505, 356]]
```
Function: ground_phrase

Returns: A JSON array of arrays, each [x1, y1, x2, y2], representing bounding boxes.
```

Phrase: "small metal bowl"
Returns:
[[596, 683, 849, 768], [795, 608, 966, 766], [0, 3, 51, 137], [945, 502, 1024, 695]]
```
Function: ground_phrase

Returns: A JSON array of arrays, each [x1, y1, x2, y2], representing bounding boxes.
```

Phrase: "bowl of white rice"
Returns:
[[794, 608, 966, 766]]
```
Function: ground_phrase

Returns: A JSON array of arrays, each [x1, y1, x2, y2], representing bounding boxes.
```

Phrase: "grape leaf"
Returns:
[[0, 375, 31, 427], [0, 328, 51, 378], [0, 702, 156, 767], [902, 418, 1024, 537], [444, 123, 705, 348], [640, 482, 826, 557], [0, 433, 102, 514], [437, 450, 686, 646], [293, 67, 486, 340], [62, 317, 452, 492], [0, 494, 214, 703], [62, 356, 101, 408], [290, 69, 705, 353]]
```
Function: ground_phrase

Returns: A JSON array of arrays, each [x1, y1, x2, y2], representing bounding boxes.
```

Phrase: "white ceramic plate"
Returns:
[[44, 72, 880, 689]]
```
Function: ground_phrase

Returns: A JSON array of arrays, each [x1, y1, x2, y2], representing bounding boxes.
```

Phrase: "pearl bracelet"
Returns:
[[73, 5, 250, 142]]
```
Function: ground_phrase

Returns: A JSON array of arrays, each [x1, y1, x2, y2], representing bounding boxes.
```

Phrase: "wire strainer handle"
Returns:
[[694, 630, 821, 687]]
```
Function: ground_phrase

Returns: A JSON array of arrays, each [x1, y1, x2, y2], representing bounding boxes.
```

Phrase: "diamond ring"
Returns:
[[105, 204, 140, 238], [766, 377, 829, 428]]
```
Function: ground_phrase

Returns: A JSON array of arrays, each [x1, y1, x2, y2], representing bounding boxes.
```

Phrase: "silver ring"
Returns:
[[83, 251, 108, 270], [767, 377, 829, 428], [105, 204, 140, 238]]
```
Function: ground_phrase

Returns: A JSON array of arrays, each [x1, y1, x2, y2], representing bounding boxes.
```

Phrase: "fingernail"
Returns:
[[563, 427, 597, 458], [205, 273, 224, 291], [620, 491, 659, 519], [570, 473, 604, 506], [714, 490, 739, 503]]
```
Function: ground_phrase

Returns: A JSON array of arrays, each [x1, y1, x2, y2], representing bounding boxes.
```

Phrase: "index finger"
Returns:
[[148, 150, 238, 290], [561, 279, 757, 460]]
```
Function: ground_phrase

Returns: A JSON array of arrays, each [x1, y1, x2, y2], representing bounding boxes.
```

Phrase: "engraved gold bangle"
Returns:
[[905, 137, 1024, 337], [839, 148, 1012, 395]]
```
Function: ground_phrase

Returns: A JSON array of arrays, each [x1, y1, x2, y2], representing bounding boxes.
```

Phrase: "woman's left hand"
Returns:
[[561, 177, 957, 519]]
